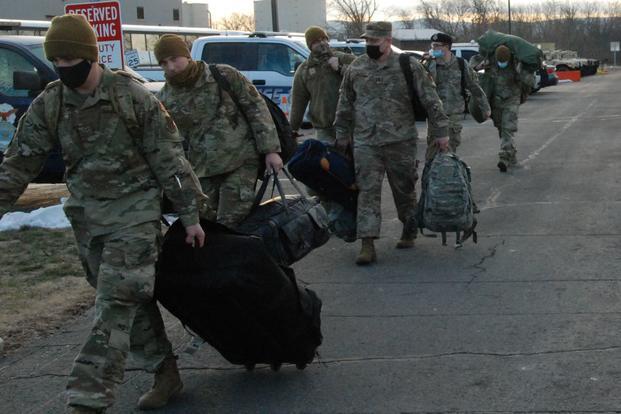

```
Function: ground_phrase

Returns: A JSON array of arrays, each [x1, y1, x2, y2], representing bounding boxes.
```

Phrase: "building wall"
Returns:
[[0, 0, 203, 26], [255, 0, 326, 33], [181, 2, 211, 28]]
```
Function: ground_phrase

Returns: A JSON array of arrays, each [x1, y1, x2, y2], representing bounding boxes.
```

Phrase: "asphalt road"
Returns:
[[2, 72, 621, 413]]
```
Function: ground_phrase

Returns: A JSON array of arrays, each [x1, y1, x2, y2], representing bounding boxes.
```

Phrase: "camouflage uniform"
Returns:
[[477, 56, 532, 164], [159, 62, 281, 227], [0, 68, 203, 410], [290, 51, 355, 144], [424, 54, 487, 160], [335, 52, 448, 239]]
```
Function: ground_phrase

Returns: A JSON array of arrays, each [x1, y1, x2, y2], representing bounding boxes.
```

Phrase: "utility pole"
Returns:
[[271, 0, 279, 32], [508, 0, 512, 34]]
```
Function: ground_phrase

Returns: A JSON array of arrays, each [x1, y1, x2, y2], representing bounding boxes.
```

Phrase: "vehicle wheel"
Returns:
[[295, 363, 307, 370], [270, 362, 282, 372], [244, 363, 255, 371]]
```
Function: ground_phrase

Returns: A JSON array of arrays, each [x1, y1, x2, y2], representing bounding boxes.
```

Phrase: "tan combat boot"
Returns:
[[396, 228, 416, 249], [356, 238, 376, 265], [137, 355, 183, 410]]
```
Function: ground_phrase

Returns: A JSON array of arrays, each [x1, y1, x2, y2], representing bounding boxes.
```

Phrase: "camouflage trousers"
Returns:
[[200, 157, 260, 227], [65, 216, 172, 410], [425, 113, 463, 160], [491, 101, 519, 161], [354, 140, 418, 239], [315, 127, 337, 146]]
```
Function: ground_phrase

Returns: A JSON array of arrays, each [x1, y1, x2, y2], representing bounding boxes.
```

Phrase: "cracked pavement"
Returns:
[[3, 72, 621, 413]]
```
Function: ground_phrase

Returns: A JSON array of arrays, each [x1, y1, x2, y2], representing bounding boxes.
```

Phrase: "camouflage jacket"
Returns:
[[425, 54, 487, 115], [335, 52, 448, 147], [473, 55, 532, 107], [158, 62, 281, 178], [290, 51, 355, 132], [0, 67, 203, 235]]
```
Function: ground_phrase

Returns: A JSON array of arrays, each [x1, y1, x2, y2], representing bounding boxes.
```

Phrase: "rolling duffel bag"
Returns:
[[236, 169, 330, 266], [155, 219, 323, 370]]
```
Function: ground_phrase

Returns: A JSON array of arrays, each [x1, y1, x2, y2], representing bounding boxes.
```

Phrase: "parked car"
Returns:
[[329, 39, 405, 57], [0, 35, 159, 182]]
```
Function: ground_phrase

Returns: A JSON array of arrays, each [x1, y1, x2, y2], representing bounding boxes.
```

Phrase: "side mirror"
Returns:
[[13, 71, 43, 91]]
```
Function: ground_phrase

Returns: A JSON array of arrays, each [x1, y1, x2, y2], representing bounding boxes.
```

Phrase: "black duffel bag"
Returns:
[[236, 169, 330, 266], [155, 219, 322, 370]]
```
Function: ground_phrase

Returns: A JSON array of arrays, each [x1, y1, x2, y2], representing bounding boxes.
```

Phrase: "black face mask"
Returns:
[[366, 44, 382, 60], [54, 60, 93, 89]]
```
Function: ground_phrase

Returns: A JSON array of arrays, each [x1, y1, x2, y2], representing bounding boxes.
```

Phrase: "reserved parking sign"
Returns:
[[65, 1, 124, 69]]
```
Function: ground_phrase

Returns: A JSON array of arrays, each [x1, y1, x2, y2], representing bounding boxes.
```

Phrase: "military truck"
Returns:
[[544, 49, 599, 76]]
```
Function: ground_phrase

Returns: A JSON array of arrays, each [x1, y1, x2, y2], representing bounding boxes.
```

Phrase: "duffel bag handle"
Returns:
[[251, 168, 310, 212]]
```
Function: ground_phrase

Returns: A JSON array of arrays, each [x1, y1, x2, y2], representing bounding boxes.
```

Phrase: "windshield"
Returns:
[[27, 44, 54, 70]]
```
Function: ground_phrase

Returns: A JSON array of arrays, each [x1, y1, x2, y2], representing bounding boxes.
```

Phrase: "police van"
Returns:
[[190, 33, 309, 114]]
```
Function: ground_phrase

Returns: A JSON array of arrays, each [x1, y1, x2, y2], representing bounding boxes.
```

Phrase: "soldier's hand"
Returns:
[[185, 223, 205, 248], [328, 57, 340, 71], [435, 137, 450, 152], [265, 152, 284, 173]]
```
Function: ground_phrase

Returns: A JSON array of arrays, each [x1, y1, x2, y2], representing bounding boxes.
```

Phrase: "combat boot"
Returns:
[[356, 238, 376, 265], [396, 220, 416, 249], [137, 355, 183, 410], [497, 159, 508, 172]]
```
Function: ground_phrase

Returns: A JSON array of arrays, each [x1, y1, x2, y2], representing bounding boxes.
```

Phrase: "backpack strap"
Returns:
[[457, 57, 468, 104], [109, 71, 142, 140], [399, 53, 427, 120]]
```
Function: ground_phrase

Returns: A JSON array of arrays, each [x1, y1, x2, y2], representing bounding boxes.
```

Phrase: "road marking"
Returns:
[[522, 99, 597, 167]]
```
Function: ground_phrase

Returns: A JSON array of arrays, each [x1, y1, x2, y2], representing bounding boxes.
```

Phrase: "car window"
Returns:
[[27, 45, 53, 70], [0, 47, 38, 97], [256, 43, 302, 76], [461, 50, 478, 61], [202, 42, 258, 71]]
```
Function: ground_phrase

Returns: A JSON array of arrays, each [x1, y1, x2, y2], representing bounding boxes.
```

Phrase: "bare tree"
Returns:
[[217, 13, 255, 32], [330, 0, 378, 38], [387, 6, 416, 29]]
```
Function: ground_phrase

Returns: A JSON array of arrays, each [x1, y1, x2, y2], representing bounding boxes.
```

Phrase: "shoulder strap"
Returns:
[[110, 72, 141, 140], [457, 57, 468, 102], [399, 53, 427, 120], [209, 64, 239, 106]]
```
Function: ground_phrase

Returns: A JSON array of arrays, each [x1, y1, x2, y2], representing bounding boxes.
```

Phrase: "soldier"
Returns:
[[424, 32, 489, 160], [473, 45, 532, 172], [0, 15, 206, 413], [290, 26, 355, 145], [155, 34, 283, 227], [334, 21, 449, 265]]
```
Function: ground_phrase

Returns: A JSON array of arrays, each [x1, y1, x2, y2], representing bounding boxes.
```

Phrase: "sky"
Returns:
[[188, 0, 614, 24]]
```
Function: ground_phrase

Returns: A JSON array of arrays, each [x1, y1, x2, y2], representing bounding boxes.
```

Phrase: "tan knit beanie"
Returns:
[[44, 14, 98, 62], [154, 34, 191, 63], [495, 45, 512, 63], [305, 26, 329, 48]]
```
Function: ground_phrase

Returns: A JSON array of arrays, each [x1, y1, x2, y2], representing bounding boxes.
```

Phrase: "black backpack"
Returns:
[[209, 64, 297, 172]]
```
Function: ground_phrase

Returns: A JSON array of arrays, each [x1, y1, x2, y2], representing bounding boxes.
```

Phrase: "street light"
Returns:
[[508, 0, 512, 34], [271, 0, 279, 32]]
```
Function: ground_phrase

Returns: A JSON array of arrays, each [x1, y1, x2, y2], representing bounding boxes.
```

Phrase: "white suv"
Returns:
[[191, 34, 310, 111]]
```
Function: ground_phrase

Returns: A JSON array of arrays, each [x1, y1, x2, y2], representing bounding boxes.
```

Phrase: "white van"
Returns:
[[190, 33, 310, 112]]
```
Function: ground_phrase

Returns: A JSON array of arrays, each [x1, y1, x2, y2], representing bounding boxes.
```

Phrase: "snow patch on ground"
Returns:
[[0, 202, 70, 231]]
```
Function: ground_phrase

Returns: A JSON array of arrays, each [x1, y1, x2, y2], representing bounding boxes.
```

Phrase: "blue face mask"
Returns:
[[431, 49, 444, 58], [497, 61, 509, 69]]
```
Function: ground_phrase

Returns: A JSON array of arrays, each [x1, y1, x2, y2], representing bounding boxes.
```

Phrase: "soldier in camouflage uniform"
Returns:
[[155, 35, 282, 227], [0, 15, 206, 413], [335, 22, 449, 265], [472, 45, 532, 172], [424, 32, 489, 160], [290, 26, 355, 145]]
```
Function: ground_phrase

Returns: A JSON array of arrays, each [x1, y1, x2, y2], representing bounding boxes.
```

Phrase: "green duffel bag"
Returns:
[[477, 30, 543, 72], [468, 91, 491, 124]]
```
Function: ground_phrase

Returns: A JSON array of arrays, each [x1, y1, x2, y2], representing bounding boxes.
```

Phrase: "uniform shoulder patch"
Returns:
[[158, 101, 178, 133]]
